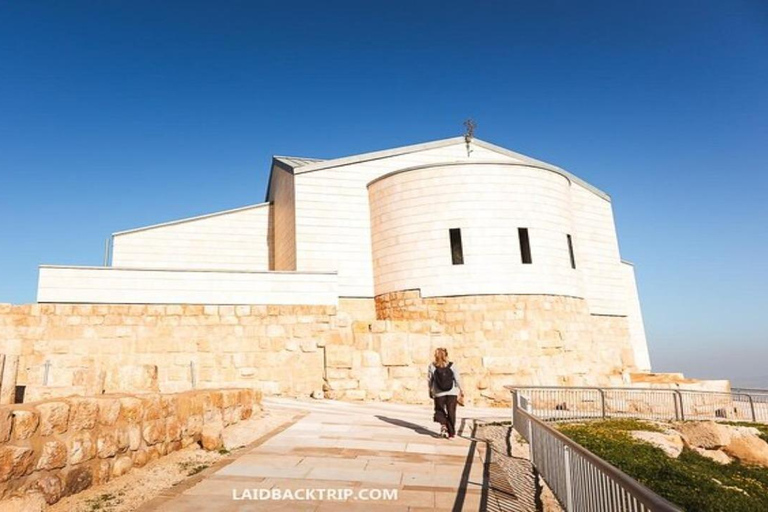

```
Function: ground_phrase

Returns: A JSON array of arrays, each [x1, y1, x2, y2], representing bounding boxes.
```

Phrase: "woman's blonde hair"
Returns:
[[434, 347, 449, 368]]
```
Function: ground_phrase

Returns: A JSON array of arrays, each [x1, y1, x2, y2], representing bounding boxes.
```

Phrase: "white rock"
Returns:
[[630, 430, 684, 458]]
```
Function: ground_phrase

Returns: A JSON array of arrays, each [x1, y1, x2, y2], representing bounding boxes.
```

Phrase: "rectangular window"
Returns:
[[518, 228, 532, 264], [567, 234, 576, 269], [449, 228, 464, 265]]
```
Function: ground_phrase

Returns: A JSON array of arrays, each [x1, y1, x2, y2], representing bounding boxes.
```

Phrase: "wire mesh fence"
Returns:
[[509, 385, 768, 424], [512, 390, 682, 512]]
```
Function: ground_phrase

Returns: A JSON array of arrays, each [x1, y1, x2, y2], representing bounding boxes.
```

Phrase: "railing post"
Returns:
[[747, 394, 756, 422], [511, 390, 516, 426], [674, 390, 685, 421], [564, 445, 574, 511], [189, 361, 197, 389], [526, 398, 534, 465], [598, 388, 606, 419]]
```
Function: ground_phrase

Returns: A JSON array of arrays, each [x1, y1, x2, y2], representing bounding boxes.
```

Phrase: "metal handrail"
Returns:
[[507, 385, 768, 424], [511, 389, 683, 512]]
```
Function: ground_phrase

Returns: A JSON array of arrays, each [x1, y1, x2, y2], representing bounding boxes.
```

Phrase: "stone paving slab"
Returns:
[[144, 398, 510, 511]]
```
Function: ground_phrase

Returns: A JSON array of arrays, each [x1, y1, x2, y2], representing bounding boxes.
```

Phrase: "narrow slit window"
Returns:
[[567, 234, 576, 269], [449, 228, 464, 265], [518, 228, 532, 264]]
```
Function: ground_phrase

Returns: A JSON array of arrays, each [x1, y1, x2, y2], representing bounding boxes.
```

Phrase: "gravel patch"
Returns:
[[475, 421, 563, 512]]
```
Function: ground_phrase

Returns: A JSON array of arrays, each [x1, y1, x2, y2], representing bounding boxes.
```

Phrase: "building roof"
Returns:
[[268, 136, 610, 201], [113, 202, 270, 237], [273, 155, 325, 170]]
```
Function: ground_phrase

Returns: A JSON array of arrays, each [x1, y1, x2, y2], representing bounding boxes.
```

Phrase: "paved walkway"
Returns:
[[148, 398, 511, 511]]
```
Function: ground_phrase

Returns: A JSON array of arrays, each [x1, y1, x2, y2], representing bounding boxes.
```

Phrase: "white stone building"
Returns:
[[37, 136, 652, 377]]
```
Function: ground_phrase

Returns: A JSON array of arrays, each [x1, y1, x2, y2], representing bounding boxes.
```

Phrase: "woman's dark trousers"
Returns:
[[432, 395, 458, 436]]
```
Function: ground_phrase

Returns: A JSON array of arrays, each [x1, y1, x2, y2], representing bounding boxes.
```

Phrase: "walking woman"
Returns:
[[428, 347, 463, 439]]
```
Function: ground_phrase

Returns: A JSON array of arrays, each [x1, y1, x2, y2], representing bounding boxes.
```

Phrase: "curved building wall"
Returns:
[[368, 163, 585, 298]]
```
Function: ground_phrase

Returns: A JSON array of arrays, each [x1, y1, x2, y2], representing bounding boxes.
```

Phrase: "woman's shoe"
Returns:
[[440, 425, 448, 438]]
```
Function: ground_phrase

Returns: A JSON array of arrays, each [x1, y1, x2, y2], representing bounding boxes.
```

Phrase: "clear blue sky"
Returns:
[[1, 1, 766, 385]]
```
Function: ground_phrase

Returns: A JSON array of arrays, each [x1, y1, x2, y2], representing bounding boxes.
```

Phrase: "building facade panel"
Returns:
[[268, 166, 297, 270], [368, 163, 585, 298], [37, 266, 338, 305], [111, 203, 271, 271], [293, 143, 524, 296]]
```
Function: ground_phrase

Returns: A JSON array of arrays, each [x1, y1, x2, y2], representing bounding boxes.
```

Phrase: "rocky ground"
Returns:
[[475, 421, 563, 512], [45, 408, 298, 512]]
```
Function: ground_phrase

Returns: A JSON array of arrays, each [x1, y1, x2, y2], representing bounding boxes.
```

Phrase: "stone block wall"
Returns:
[[0, 304, 339, 399], [0, 294, 642, 408], [329, 292, 637, 404], [0, 388, 260, 506]]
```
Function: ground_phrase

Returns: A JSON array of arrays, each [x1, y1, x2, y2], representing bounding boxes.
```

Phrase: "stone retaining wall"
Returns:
[[0, 304, 338, 399], [0, 388, 260, 506], [0, 295, 642, 407], [331, 293, 636, 404]]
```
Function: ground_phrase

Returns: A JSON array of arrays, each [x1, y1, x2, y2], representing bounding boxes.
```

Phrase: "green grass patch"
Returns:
[[85, 492, 123, 511], [178, 461, 211, 476], [557, 420, 768, 511]]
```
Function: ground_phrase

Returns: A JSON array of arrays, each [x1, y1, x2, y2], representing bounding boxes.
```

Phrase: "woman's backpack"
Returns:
[[433, 362, 455, 392]]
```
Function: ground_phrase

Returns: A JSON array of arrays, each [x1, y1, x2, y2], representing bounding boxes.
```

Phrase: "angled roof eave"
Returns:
[[293, 136, 468, 174], [112, 202, 271, 237], [290, 136, 610, 201], [471, 139, 611, 201]]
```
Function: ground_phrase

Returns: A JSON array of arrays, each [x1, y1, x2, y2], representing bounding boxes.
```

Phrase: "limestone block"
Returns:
[[677, 421, 732, 449], [36, 439, 68, 470], [361, 350, 382, 367], [409, 335, 432, 364], [482, 357, 517, 375], [345, 390, 367, 400], [12, 409, 40, 440], [161, 395, 178, 417], [325, 345, 353, 369], [142, 419, 166, 446], [111, 455, 133, 477], [126, 424, 141, 451], [0, 408, 11, 443], [68, 432, 96, 465], [92, 458, 111, 485], [630, 431, 684, 458], [113, 426, 130, 453], [184, 415, 203, 437], [379, 334, 411, 366], [723, 432, 768, 467], [132, 449, 149, 468], [266, 324, 286, 337], [106, 365, 158, 394], [0, 445, 34, 482], [327, 379, 359, 391], [201, 419, 223, 450], [35, 402, 70, 436], [692, 447, 732, 464], [300, 339, 317, 352], [388, 366, 421, 379], [35, 474, 64, 504], [356, 367, 388, 392], [166, 417, 182, 441], [96, 398, 121, 426], [69, 398, 99, 431], [141, 395, 163, 421], [97, 431, 119, 459]]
